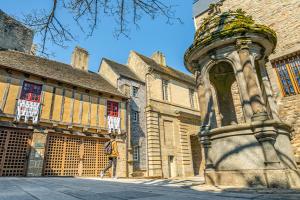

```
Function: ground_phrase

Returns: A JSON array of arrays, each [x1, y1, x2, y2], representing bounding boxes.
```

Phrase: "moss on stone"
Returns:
[[185, 10, 277, 63]]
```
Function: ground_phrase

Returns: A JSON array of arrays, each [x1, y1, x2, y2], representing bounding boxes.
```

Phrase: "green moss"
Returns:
[[185, 9, 277, 63]]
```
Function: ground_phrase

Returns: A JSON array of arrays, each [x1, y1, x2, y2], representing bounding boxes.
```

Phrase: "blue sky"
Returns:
[[1, 0, 205, 74]]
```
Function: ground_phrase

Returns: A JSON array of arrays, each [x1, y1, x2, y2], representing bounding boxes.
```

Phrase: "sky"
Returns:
[[1, 0, 210, 74]]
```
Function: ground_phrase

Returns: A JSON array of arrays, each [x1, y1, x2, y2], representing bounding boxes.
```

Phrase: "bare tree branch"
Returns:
[[22, 0, 181, 56]]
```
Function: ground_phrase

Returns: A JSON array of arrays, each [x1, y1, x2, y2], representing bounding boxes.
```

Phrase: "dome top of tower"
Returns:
[[184, 9, 277, 73]]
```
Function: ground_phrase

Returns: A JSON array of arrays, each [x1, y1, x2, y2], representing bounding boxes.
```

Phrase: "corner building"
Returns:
[[127, 51, 204, 178], [0, 11, 129, 177]]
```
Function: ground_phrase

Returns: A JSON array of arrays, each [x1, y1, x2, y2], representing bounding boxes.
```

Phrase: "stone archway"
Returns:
[[209, 61, 239, 126]]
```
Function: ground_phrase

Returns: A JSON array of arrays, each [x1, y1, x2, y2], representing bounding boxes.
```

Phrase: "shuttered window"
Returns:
[[20, 81, 42, 102], [273, 55, 300, 96], [107, 101, 119, 117]]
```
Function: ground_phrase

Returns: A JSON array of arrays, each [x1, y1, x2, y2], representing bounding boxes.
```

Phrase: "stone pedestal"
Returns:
[[202, 121, 300, 188]]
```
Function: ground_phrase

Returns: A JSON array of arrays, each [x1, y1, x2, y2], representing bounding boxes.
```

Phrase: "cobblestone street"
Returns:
[[1, 177, 300, 200]]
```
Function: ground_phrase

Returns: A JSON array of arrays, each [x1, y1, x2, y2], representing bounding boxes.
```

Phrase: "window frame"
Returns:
[[132, 86, 139, 97], [133, 145, 139, 161], [162, 79, 169, 101], [107, 101, 119, 117], [132, 111, 139, 122], [273, 54, 300, 97], [189, 88, 195, 108], [20, 81, 43, 102]]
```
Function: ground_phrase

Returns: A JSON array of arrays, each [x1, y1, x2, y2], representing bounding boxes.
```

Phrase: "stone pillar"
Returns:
[[199, 125, 213, 170], [197, 77, 214, 170], [258, 59, 280, 121], [116, 138, 127, 178], [236, 39, 267, 120], [27, 131, 47, 176], [230, 51, 253, 123], [146, 109, 162, 177]]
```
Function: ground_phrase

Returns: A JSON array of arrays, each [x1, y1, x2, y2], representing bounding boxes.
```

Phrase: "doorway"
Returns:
[[168, 155, 176, 178]]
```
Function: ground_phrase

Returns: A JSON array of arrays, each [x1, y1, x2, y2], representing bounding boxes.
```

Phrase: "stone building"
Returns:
[[0, 9, 33, 53], [99, 58, 147, 176], [0, 12, 129, 177], [127, 51, 203, 178], [187, 0, 300, 188]]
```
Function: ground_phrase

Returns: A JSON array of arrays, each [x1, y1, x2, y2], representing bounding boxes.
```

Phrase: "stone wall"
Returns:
[[118, 77, 147, 171], [0, 10, 33, 53], [194, 0, 300, 166], [27, 132, 47, 176]]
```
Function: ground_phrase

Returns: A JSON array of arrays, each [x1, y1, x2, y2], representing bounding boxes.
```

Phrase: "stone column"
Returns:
[[258, 59, 280, 121], [237, 39, 268, 121], [229, 51, 253, 123], [146, 108, 162, 177], [197, 76, 215, 170]]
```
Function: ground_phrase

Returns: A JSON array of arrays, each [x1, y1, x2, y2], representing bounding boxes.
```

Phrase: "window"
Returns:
[[133, 146, 139, 161], [20, 81, 42, 102], [162, 79, 169, 101], [123, 84, 131, 97], [107, 101, 119, 117], [189, 89, 195, 108], [273, 54, 300, 96], [132, 86, 139, 97], [133, 111, 139, 122]]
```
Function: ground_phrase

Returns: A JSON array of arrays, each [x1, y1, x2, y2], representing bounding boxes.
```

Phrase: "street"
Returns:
[[0, 177, 300, 200]]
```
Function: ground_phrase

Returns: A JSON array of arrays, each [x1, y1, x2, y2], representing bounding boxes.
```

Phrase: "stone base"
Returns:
[[205, 169, 300, 188]]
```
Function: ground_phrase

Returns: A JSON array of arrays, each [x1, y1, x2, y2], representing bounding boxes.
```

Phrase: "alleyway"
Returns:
[[0, 177, 300, 200]]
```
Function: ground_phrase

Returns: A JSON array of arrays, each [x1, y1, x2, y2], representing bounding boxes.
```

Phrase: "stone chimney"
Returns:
[[152, 51, 166, 66], [71, 46, 89, 71]]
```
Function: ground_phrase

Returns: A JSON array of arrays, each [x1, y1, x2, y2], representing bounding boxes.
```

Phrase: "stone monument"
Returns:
[[184, 10, 300, 188]]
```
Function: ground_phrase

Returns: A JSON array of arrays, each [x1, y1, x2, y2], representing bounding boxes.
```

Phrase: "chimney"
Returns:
[[71, 46, 89, 71], [152, 51, 166, 66]]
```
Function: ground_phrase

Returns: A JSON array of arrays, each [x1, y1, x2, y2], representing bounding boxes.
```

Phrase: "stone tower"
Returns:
[[184, 10, 300, 188]]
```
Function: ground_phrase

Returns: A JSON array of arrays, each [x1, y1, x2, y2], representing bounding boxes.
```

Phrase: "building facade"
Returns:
[[193, 0, 300, 168], [127, 51, 203, 178], [0, 12, 129, 177], [99, 58, 147, 176]]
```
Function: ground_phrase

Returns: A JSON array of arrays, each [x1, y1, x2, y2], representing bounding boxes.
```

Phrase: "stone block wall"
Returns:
[[27, 132, 47, 176], [118, 77, 147, 172], [194, 0, 300, 166], [116, 139, 127, 177], [0, 10, 33, 53]]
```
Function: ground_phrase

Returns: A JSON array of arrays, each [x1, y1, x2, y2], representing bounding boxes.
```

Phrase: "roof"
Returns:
[[133, 51, 196, 85], [102, 58, 144, 83], [0, 50, 126, 98]]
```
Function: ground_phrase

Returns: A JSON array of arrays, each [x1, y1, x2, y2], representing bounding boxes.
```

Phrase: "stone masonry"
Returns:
[[194, 0, 300, 165], [0, 9, 33, 53]]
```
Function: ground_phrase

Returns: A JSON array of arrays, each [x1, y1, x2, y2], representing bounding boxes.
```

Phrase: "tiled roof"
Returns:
[[133, 51, 196, 85], [0, 50, 126, 97], [102, 58, 144, 83]]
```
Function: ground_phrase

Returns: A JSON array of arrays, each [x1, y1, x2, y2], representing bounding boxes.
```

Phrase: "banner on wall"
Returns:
[[16, 99, 41, 124], [107, 116, 121, 134]]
